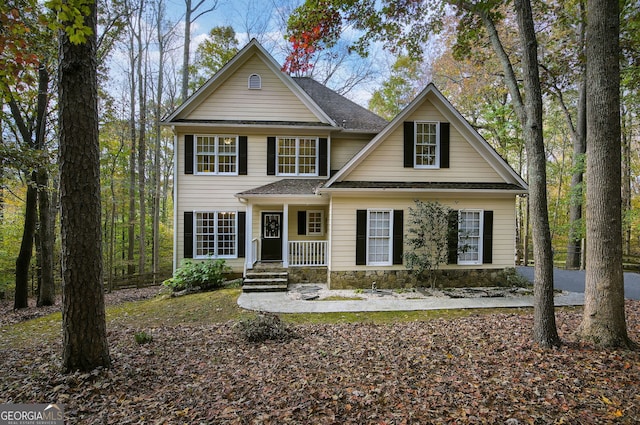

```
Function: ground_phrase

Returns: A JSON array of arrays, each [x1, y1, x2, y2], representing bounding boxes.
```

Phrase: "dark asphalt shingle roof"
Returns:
[[237, 179, 326, 196], [293, 77, 388, 132]]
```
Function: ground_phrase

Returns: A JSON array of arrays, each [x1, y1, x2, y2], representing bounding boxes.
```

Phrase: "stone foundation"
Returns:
[[329, 268, 522, 289], [288, 267, 328, 284]]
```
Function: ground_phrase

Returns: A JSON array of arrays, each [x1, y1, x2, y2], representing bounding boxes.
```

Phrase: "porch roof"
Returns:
[[236, 179, 326, 199]]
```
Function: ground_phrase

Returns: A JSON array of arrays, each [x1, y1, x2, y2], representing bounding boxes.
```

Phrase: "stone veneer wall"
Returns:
[[288, 267, 328, 284], [329, 268, 519, 289]]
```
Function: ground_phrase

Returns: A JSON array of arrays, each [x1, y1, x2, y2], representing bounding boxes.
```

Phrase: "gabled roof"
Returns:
[[323, 83, 528, 191], [293, 77, 387, 132], [162, 39, 386, 133], [163, 39, 335, 125]]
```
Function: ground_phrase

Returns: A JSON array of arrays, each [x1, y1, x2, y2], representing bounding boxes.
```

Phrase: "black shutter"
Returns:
[[238, 136, 247, 175], [440, 122, 450, 168], [298, 211, 307, 235], [184, 211, 194, 258], [447, 210, 459, 264], [483, 210, 493, 264], [356, 210, 367, 265], [319, 138, 328, 176], [393, 210, 404, 265], [237, 211, 246, 258], [404, 121, 414, 168], [267, 137, 276, 175], [185, 135, 194, 174]]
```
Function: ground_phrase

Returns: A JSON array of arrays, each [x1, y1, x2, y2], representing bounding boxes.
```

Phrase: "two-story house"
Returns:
[[162, 39, 528, 290]]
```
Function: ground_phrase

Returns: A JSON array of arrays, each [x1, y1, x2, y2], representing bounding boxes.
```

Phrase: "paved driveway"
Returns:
[[516, 266, 640, 300]]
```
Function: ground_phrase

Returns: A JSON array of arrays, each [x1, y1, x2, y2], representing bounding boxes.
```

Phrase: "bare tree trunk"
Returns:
[[136, 0, 147, 276], [565, 85, 586, 269], [59, 0, 110, 371], [513, 0, 559, 347], [181, 0, 218, 100], [621, 104, 631, 256], [471, 0, 559, 347], [127, 7, 137, 276], [576, 0, 635, 349], [35, 64, 55, 307], [14, 177, 37, 309], [7, 72, 49, 309], [153, 0, 166, 277], [181, 0, 192, 101], [36, 167, 55, 306], [566, 4, 587, 269]]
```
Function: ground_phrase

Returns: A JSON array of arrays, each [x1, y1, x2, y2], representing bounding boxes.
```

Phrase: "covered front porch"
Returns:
[[236, 179, 330, 274]]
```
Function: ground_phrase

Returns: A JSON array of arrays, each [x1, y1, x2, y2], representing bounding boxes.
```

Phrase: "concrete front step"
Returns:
[[243, 271, 289, 292], [242, 284, 289, 293]]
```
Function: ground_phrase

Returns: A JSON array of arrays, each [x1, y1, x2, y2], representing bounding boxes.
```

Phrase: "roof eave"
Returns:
[[318, 187, 528, 195], [161, 121, 337, 131]]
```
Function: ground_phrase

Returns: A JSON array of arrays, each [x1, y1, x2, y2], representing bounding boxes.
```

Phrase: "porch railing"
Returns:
[[288, 241, 327, 266], [251, 238, 259, 266]]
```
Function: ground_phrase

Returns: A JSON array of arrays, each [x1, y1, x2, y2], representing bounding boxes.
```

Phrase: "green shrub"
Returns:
[[163, 258, 231, 292], [134, 331, 153, 345], [236, 312, 297, 343]]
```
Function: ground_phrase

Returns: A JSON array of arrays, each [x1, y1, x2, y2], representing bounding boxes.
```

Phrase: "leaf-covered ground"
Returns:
[[1, 291, 639, 424]]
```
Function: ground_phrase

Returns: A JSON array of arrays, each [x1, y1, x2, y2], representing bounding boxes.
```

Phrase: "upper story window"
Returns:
[[195, 135, 238, 175], [248, 74, 261, 89], [277, 136, 318, 176], [404, 121, 449, 169], [415, 121, 439, 168]]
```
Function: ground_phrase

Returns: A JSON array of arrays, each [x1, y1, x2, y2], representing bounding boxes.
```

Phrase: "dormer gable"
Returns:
[[323, 83, 527, 192]]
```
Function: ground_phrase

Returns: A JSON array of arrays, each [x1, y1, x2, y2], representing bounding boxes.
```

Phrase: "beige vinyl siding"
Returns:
[[188, 55, 319, 122], [175, 133, 331, 270], [288, 206, 328, 241], [331, 136, 370, 171], [345, 101, 503, 183], [329, 195, 517, 272]]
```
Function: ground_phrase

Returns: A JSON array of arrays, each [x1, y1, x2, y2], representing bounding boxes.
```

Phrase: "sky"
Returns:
[[105, 0, 391, 108]]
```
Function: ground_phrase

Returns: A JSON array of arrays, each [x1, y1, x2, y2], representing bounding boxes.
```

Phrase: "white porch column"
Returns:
[[283, 203, 289, 267], [245, 203, 253, 271]]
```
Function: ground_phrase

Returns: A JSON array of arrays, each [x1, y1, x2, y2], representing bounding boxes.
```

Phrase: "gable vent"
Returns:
[[248, 74, 261, 89]]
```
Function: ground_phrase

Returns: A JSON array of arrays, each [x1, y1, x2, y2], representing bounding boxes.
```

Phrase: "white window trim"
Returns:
[[193, 210, 238, 259], [194, 135, 239, 176], [248, 74, 261, 89], [457, 209, 483, 265], [366, 209, 393, 266], [307, 210, 324, 236], [276, 136, 319, 177], [414, 121, 440, 169]]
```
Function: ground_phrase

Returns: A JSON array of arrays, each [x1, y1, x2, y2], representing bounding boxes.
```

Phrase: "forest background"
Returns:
[[1, 0, 638, 304]]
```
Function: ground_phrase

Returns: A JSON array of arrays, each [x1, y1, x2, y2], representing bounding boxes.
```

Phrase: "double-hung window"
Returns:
[[277, 136, 318, 176], [458, 210, 483, 265], [196, 135, 238, 174], [307, 210, 324, 235], [415, 122, 439, 168], [367, 210, 392, 266], [195, 211, 237, 258]]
